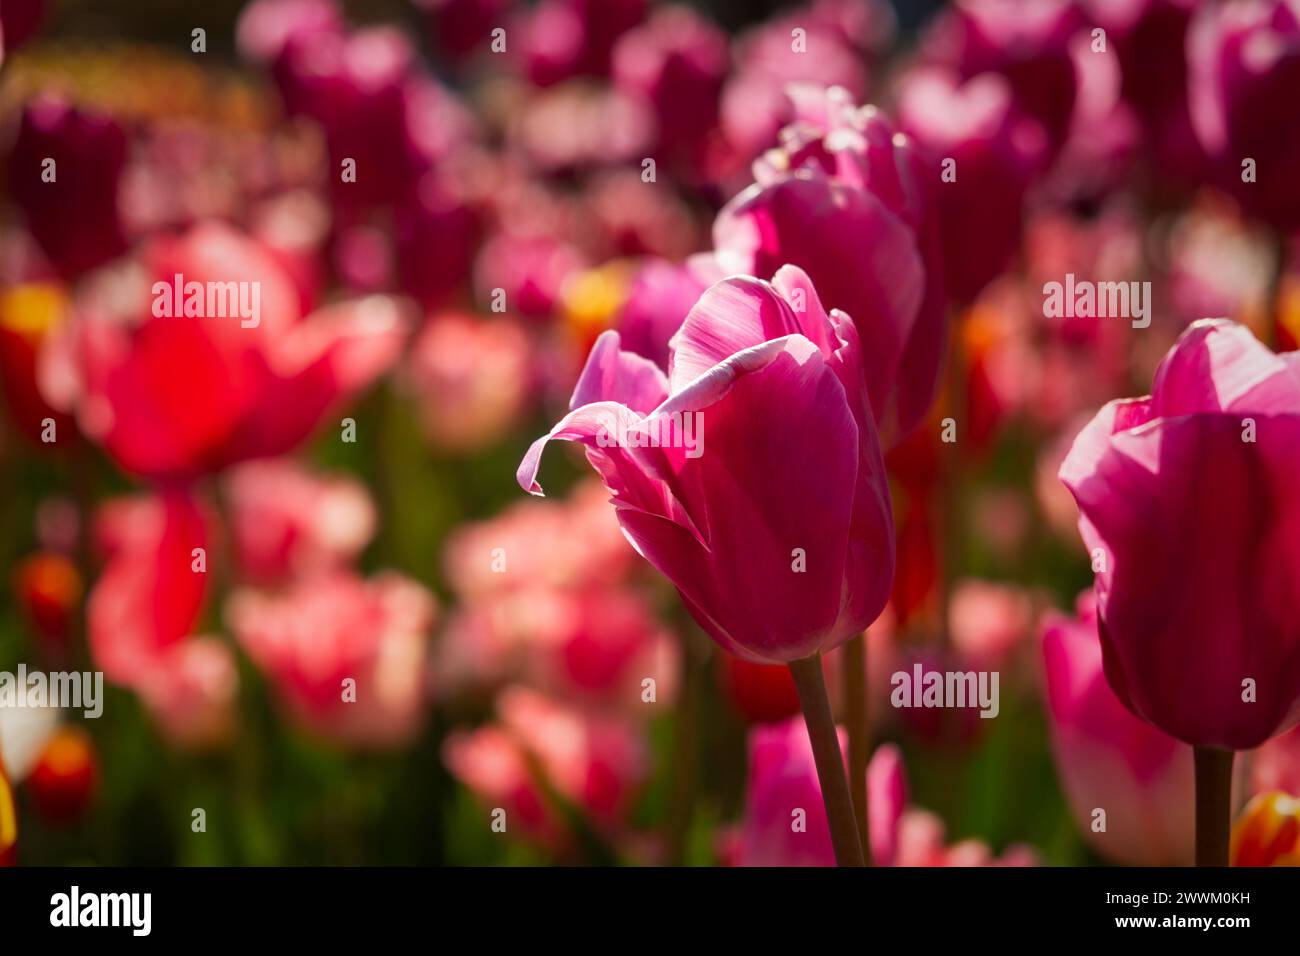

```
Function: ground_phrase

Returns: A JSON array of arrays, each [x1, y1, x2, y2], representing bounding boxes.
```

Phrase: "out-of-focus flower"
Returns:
[[0, 0, 46, 55], [1166, 199, 1277, 334], [1060, 319, 1300, 749], [0, 753, 16, 866], [223, 459, 376, 587], [951, 578, 1034, 667], [509, 82, 655, 172], [0, 703, 59, 782], [14, 552, 81, 655], [519, 266, 894, 664], [1189, 0, 1300, 230], [923, 0, 1084, 150], [417, 0, 509, 64], [89, 492, 211, 687], [612, 5, 729, 172], [135, 637, 239, 750], [229, 571, 436, 748], [719, 655, 803, 725], [443, 687, 649, 852], [474, 232, 588, 322], [6, 96, 128, 278], [716, 87, 943, 443], [42, 222, 407, 480], [235, 0, 344, 64], [1231, 791, 1300, 865], [445, 480, 634, 601], [899, 68, 1048, 304], [402, 312, 534, 453], [511, 0, 647, 85], [439, 586, 678, 711], [613, 258, 709, 369], [27, 726, 98, 826], [1252, 725, 1300, 797], [0, 282, 77, 447], [392, 174, 481, 309], [734, 720, 1033, 866], [1042, 591, 1195, 865]]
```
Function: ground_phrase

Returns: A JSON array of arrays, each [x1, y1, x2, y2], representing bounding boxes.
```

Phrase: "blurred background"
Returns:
[[1, 0, 1299, 867]]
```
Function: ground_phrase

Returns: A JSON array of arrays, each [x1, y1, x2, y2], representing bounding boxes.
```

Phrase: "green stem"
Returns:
[[1193, 747, 1234, 867], [788, 655, 864, 867], [842, 633, 871, 862]]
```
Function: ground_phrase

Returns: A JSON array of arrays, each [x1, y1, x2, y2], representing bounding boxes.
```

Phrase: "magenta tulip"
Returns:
[[1059, 319, 1300, 751], [1043, 591, 1195, 865], [518, 265, 893, 665], [1188, 0, 1300, 229], [714, 87, 943, 444]]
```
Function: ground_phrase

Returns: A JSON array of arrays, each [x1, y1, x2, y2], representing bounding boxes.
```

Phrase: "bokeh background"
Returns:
[[2, 0, 1299, 866]]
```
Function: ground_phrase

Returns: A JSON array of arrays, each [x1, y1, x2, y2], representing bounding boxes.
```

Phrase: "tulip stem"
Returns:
[[843, 633, 871, 863], [789, 654, 865, 867], [1193, 747, 1234, 867]]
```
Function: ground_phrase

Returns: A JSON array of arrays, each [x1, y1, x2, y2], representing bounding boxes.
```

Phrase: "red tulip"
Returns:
[[1231, 791, 1300, 865], [28, 726, 98, 826], [1060, 319, 1300, 750], [0, 282, 77, 447], [519, 266, 894, 664], [14, 552, 81, 655], [44, 223, 406, 480]]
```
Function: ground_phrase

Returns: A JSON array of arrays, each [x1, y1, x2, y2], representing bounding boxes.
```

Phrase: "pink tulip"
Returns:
[[1189, 0, 1300, 229], [899, 68, 1049, 304], [7, 96, 128, 278], [734, 720, 1032, 866], [613, 258, 710, 370], [416, 0, 509, 63], [229, 571, 436, 747], [235, 0, 343, 64], [41, 222, 406, 480], [1251, 726, 1300, 798], [443, 687, 649, 849], [402, 311, 534, 453], [1043, 591, 1195, 865], [714, 87, 943, 443], [611, 5, 729, 171], [1059, 319, 1300, 750], [474, 232, 588, 322], [518, 265, 894, 664], [923, 0, 1084, 150], [222, 458, 376, 587], [136, 637, 240, 750]]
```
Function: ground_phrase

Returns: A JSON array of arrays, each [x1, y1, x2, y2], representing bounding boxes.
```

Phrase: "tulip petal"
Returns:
[[569, 330, 669, 414]]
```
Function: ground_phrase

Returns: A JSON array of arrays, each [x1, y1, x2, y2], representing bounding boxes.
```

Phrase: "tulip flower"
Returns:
[[1059, 318, 1300, 864], [714, 87, 943, 444], [416, 0, 509, 64], [7, 96, 128, 278], [229, 571, 437, 748], [1189, 0, 1300, 230], [41, 222, 406, 480], [0, 282, 77, 447], [1043, 592, 1195, 865], [135, 637, 240, 750], [1251, 725, 1300, 798], [520, 265, 894, 864], [1232, 791, 1300, 865], [922, 0, 1083, 150], [28, 726, 98, 825], [14, 552, 82, 657]]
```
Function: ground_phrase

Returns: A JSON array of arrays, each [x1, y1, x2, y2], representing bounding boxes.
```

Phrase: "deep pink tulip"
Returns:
[[735, 720, 1031, 866], [235, 0, 343, 64], [1189, 0, 1300, 229], [223, 458, 376, 587], [0, 0, 45, 56], [714, 88, 943, 444], [473, 232, 587, 321], [7, 97, 128, 278], [612, 5, 729, 170], [229, 571, 437, 747], [1043, 591, 1195, 865], [614, 258, 710, 370], [41, 222, 406, 480], [136, 637, 239, 750], [924, 0, 1084, 150], [1059, 319, 1300, 750], [1252, 726, 1300, 797], [899, 68, 1048, 305], [518, 266, 894, 665], [417, 0, 510, 63]]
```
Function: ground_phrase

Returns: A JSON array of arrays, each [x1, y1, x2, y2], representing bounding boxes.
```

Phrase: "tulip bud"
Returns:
[[28, 726, 98, 826]]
